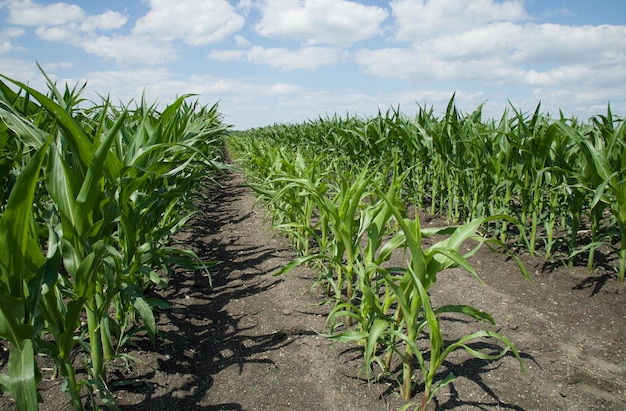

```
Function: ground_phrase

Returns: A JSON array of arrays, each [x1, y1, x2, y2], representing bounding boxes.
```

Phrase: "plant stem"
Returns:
[[86, 304, 103, 382], [95, 282, 114, 362], [402, 343, 413, 401], [384, 307, 403, 373], [618, 223, 625, 281], [61, 361, 83, 411]]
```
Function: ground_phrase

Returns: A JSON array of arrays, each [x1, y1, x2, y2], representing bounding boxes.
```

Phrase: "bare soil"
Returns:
[[2, 167, 625, 410]]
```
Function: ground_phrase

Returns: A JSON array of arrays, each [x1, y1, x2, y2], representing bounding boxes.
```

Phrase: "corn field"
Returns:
[[225, 97, 625, 409], [0, 70, 227, 410], [228, 97, 626, 279], [1, 66, 624, 410]]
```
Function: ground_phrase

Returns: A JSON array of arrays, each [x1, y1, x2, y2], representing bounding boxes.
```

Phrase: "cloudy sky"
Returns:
[[0, 0, 624, 129]]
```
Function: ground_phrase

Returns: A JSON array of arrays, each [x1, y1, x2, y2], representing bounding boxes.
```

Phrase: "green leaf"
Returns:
[[0, 294, 32, 344], [428, 248, 484, 285], [0, 137, 49, 295], [428, 372, 457, 403], [122, 284, 156, 345], [73, 252, 98, 299], [274, 254, 326, 276], [324, 330, 368, 342], [441, 330, 525, 372], [76, 109, 126, 209], [0, 100, 47, 148], [434, 304, 495, 325], [364, 318, 389, 373], [46, 144, 84, 246], [7, 339, 40, 411], [0, 72, 120, 181], [410, 265, 442, 354], [146, 297, 171, 310]]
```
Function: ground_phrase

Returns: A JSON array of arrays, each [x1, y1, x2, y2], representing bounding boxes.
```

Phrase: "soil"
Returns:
[[1, 166, 625, 411]]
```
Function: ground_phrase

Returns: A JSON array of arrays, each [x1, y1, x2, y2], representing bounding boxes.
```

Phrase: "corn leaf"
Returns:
[[0, 137, 49, 295], [3, 339, 39, 411]]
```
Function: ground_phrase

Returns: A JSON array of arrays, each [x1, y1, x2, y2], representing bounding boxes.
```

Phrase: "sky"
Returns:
[[0, 0, 625, 130]]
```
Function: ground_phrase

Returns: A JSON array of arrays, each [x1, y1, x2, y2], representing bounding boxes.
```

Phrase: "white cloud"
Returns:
[[7, 0, 85, 26], [58, 68, 304, 128], [80, 10, 128, 31], [254, 0, 389, 46], [526, 85, 626, 120], [421, 22, 626, 64], [355, 47, 442, 80], [40, 61, 74, 71], [1, 1, 183, 66], [132, 0, 245, 45], [427, 22, 522, 58], [356, 46, 521, 83], [0, 27, 25, 55], [5, 1, 127, 33], [3, 0, 130, 61], [269, 46, 345, 69], [541, 7, 575, 19], [0, 58, 43, 84], [235, 0, 255, 15], [1, 0, 624, 130], [525, 65, 591, 87], [525, 64, 626, 89], [34, 25, 76, 42], [209, 49, 247, 62], [1, 27, 25, 39], [29, 26, 176, 66], [0, 41, 13, 54], [268, 83, 300, 94], [234, 35, 251, 48], [73, 68, 302, 103], [510, 24, 626, 64], [210, 46, 344, 70], [391, 0, 526, 40], [75, 68, 178, 103], [247, 46, 344, 69], [79, 35, 178, 66], [356, 16, 626, 92]]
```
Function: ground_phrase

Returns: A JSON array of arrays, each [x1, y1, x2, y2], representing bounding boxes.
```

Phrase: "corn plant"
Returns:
[[0, 69, 227, 409], [270, 164, 378, 323], [322, 177, 529, 406], [0, 137, 50, 410], [1, 71, 123, 407], [556, 111, 626, 280]]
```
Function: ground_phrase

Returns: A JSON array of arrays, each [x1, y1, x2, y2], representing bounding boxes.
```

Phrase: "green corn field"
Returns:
[[1, 69, 624, 410], [225, 97, 625, 409]]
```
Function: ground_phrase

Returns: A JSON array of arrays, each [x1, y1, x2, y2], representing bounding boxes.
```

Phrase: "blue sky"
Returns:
[[0, 0, 624, 129]]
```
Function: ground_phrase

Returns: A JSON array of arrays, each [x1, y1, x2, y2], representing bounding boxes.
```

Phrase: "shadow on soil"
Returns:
[[337, 331, 535, 411], [112, 172, 296, 410]]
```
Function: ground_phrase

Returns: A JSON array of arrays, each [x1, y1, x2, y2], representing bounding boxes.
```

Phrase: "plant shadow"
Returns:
[[337, 334, 535, 411], [110, 170, 298, 410]]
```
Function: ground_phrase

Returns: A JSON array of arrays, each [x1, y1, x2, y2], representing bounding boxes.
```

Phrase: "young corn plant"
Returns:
[[323, 166, 408, 334], [557, 111, 626, 280], [256, 151, 325, 256], [334, 177, 529, 405], [272, 164, 377, 324]]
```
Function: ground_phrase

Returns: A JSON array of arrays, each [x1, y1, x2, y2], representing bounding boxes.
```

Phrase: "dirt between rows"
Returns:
[[1, 167, 625, 410]]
